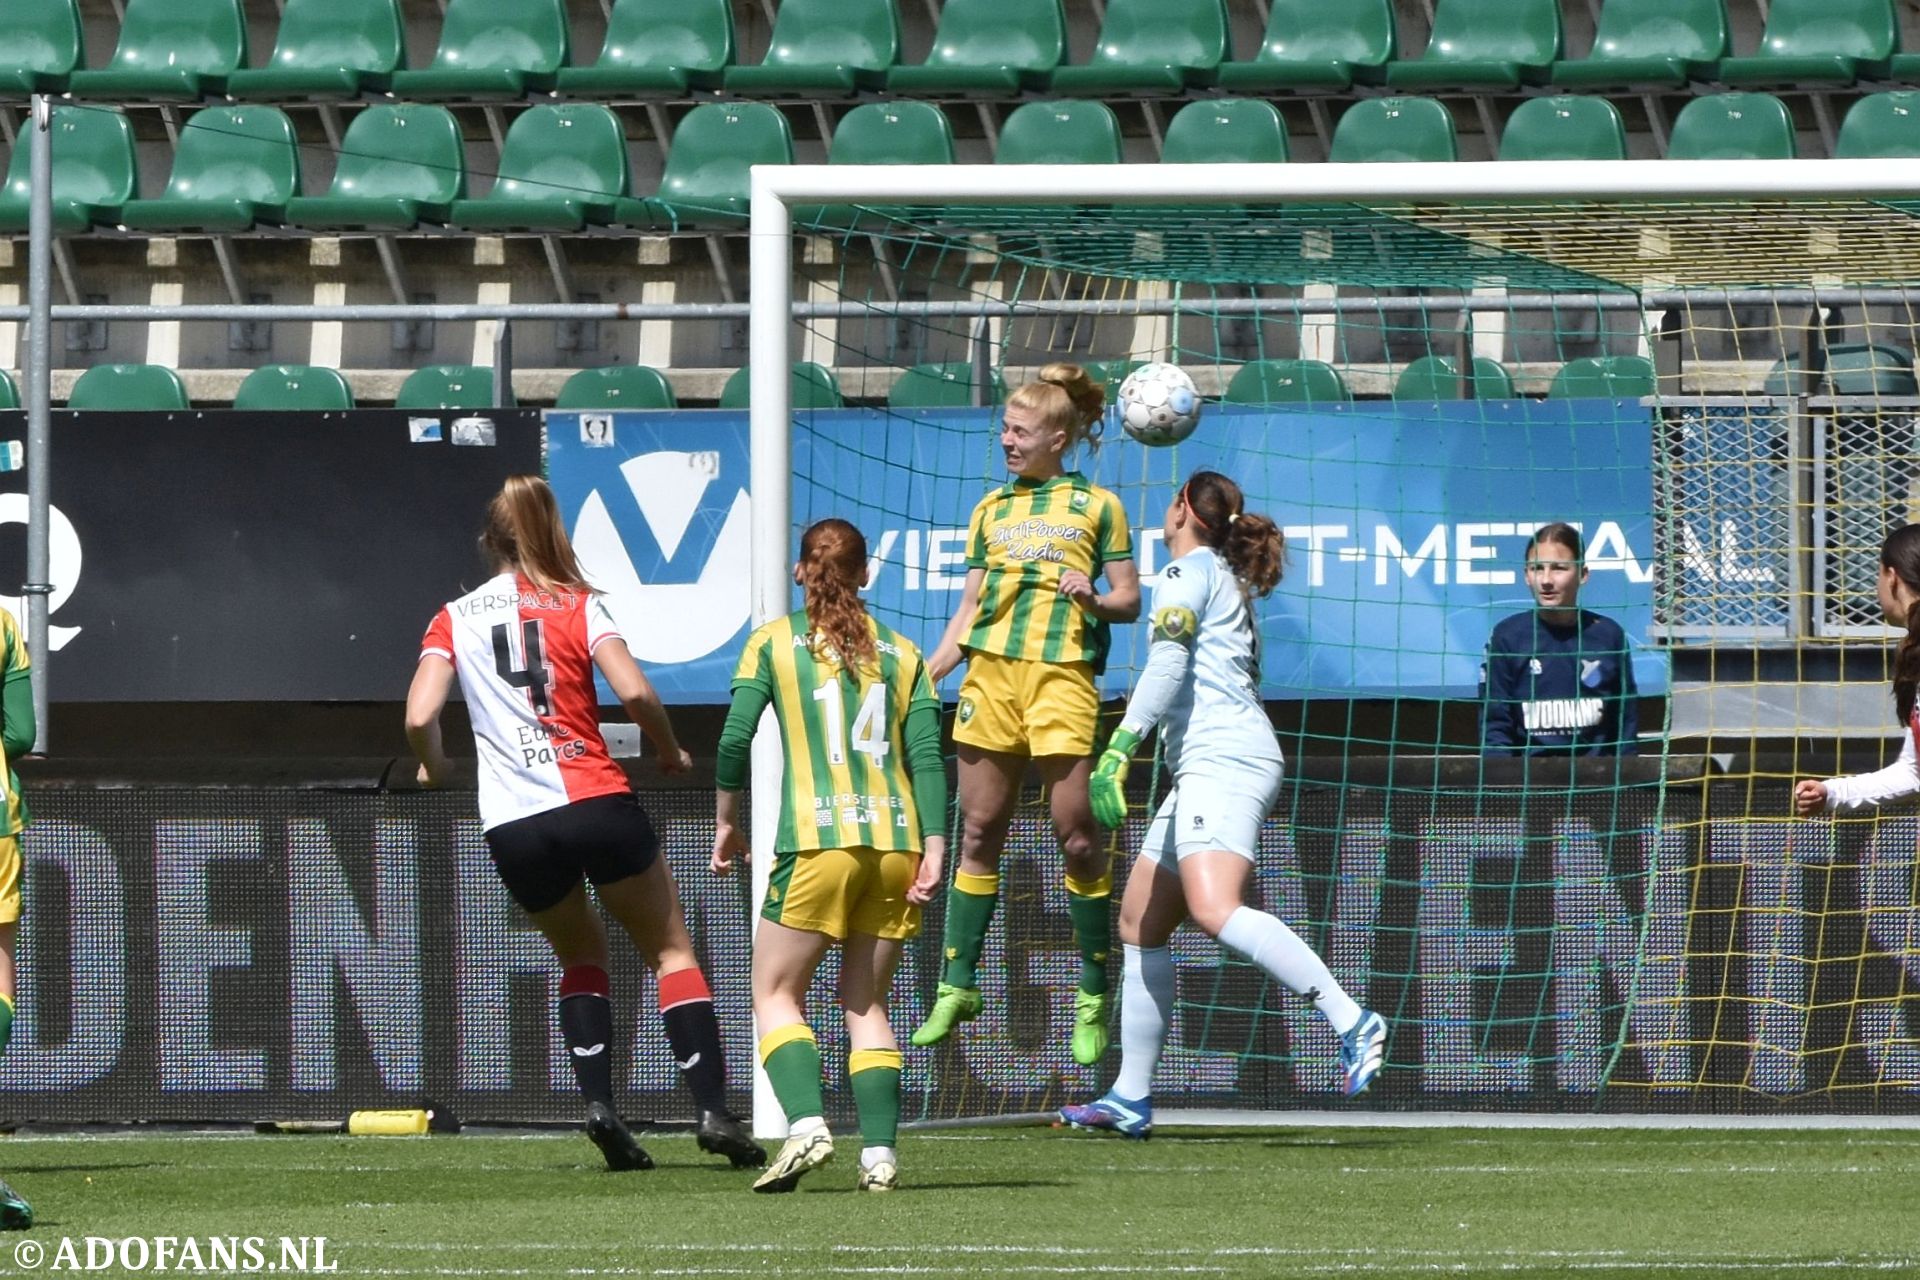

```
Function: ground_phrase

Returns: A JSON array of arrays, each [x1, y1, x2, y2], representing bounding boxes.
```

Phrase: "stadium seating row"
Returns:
[[20, 350, 1916, 412], [7, 0, 1920, 106], [7, 88, 1918, 238]]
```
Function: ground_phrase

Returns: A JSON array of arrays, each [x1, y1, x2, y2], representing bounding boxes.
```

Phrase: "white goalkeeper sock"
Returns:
[[1218, 906, 1361, 1035], [1112, 943, 1174, 1101]]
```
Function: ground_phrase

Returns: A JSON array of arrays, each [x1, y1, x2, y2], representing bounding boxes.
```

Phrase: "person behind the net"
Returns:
[[0, 604, 33, 1228], [1481, 522, 1640, 757], [710, 518, 948, 1193], [1796, 524, 1920, 822], [1058, 471, 1387, 1138], [406, 475, 765, 1173], [910, 362, 1141, 1066]]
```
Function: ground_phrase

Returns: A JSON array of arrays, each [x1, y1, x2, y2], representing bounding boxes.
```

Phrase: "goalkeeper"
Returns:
[[1059, 471, 1385, 1139]]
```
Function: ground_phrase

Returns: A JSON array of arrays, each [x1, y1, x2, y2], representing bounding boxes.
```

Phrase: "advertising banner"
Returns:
[[547, 401, 1661, 704], [0, 409, 542, 701], [2, 773, 1914, 1122]]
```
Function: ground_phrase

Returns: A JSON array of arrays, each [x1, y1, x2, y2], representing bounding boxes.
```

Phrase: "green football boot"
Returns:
[[909, 983, 983, 1047]]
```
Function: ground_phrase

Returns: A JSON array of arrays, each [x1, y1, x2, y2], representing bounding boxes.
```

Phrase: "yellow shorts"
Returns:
[[0, 834, 20, 925], [762, 844, 922, 941], [954, 652, 1098, 757]]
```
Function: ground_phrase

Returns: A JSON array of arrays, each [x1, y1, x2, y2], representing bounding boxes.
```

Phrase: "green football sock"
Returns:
[[939, 870, 1000, 989], [1066, 871, 1113, 997], [0, 994, 15, 1056], [758, 1026, 824, 1124], [848, 1048, 903, 1148]]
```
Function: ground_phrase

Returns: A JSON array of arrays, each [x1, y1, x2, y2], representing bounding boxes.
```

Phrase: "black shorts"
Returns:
[[484, 792, 660, 915]]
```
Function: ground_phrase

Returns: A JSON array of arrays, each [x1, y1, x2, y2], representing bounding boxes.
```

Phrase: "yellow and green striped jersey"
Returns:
[[963, 471, 1132, 666], [731, 610, 938, 854], [0, 609, 29, 835]]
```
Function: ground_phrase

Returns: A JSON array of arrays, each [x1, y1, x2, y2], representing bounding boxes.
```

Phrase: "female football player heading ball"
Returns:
[[712, 518, 947, 1193], [912, 363, 1141, 1066], [1060, 471, 1385, 1138]]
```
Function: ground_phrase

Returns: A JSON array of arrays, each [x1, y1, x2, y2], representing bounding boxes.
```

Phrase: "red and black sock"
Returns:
[[558, 965, 613, 1107], [659, 967, 727, 1114]]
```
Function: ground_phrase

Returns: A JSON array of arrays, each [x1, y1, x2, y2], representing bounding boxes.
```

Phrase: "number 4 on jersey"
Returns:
[[493, 620, 552, 716], [811, 679, 890, 767]]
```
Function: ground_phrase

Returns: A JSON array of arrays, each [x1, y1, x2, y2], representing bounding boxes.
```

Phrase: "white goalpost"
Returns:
[[742, 158, 1920, 1138]]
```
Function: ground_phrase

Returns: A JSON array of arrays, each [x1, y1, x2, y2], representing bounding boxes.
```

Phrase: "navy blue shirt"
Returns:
[[1480, 609, 1639, 756]]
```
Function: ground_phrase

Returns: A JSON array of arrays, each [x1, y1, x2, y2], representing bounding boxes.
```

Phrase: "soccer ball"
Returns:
[[1116, 363, 1202, 447]]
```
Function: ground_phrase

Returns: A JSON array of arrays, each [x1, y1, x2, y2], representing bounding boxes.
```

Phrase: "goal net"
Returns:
[[744, 159, 1920, 1128]]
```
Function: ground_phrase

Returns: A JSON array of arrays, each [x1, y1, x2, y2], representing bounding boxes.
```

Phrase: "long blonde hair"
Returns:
[[1006, 361, 1106, 453], [481, 475, 590, 596]]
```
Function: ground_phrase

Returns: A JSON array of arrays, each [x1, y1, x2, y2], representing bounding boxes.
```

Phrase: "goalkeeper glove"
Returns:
[[1090, 727, 1140, 830]]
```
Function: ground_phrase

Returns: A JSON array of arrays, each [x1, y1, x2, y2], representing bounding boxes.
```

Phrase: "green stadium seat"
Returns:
[[1392, 355, 1513, 400], [1498, 96, 1626, 161], [0, 371, 17, 409], [719, 363, 843, 410], [797, 101, 953, 230], [232, 365, 356, 410], [1836, 93, 1920, 158], [1328, 99, 1457, 163], [66, 0, 245, 100], [1223, 359, 1348, 403], [554, 0, 733, 98], [0, 0, 84, 95], [446, 104, 632, 232], [1552, 0, 1726, 90], [224, 0, 404, 101], [1718, 0, 1896, 88], [395, 365, 503, 410], [1666, 93, 1795, 160], [723, 0, 897, 96], [1083, 360, 1142, 404], [116, 107, 300, 233], [0, 107, 136, 233], [67, 364, 189, 411], [1211, 0, 1394, 92], [1548, 355, 1657, 399], [625, 102, 793, 231], [283, 105, 464, 231], [1048, 0, 1229, 96], [389, 0, 567, 100], [1385, 0, 1560, 91], [1162, 100, 1288, 164], [556, 366, 678, 410], [885, 0, 1063, 96], [887, 363, 1004, 409], [1764, 345, 1917, 396], [995, 101, 1124, 165]]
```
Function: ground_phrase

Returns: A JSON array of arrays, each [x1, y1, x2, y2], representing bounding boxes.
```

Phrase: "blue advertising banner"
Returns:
[[547, 400, 1661, 704]]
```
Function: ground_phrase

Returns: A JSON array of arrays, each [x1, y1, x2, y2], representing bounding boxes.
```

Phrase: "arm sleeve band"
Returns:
[[904, 701, 948, 843], [1823, 732, 1920, 811], [1120, 636, 1193, 740], [1, 672, 32, 761], [714, 682, 772, 792]]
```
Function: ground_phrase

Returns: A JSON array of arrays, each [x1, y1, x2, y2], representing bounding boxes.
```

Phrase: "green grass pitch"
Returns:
[[2, 1125, 1916, 1277]]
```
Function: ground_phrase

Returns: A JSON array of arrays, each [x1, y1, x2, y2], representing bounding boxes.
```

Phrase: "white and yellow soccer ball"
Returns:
[[1116, 362, 1202, 447]]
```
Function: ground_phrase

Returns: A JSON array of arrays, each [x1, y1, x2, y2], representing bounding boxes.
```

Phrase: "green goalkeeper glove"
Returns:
[[1090, 727, 1140, 830]]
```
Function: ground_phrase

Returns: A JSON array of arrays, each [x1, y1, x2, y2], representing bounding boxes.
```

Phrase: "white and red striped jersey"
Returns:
[[420, 571, 632, 830]]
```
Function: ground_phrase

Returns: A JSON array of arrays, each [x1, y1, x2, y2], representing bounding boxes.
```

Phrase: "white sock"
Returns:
[[1217, 905, 1362, 1035], [790, 1115, 828, 1138], [1112, 943, 1174, 1101], [861, 1145, 896, 1169]]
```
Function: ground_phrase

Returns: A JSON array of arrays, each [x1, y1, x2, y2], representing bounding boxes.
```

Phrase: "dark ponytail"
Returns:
[[797, 518, 878, 674], [1181, 469, 1284, 597], [1884, 524, 1920, 725]]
